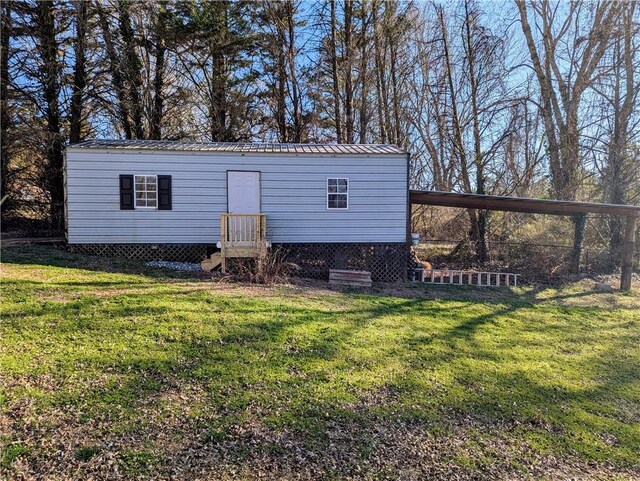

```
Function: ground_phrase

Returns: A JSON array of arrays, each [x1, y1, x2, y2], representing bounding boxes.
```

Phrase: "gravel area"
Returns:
[[145, 260, 202, 271]]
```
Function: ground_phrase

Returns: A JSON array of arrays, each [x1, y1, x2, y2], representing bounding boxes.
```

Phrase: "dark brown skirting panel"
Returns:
[[275, 243, 410, 282], [67, 243, 211, 263]]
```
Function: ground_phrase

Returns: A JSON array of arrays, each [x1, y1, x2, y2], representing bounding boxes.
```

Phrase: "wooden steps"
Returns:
[[200, 247, 263, 272], [329, 269, 372, 288], [220, 213, 267, 273], [200, 253, 223, 272]]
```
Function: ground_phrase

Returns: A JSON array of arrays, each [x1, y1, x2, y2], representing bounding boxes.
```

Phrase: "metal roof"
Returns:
[[68, 139, 407, 155]]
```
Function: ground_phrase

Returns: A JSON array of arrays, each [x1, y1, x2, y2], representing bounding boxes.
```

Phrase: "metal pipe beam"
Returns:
[[410, 191, 640, 217]]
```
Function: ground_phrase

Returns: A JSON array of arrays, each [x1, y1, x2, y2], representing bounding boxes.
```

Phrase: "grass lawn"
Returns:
[[1, 245, 639, 480]]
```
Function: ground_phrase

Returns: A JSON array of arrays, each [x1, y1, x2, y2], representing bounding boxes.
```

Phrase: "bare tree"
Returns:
[[407, 2, 524, 261], [599, 2, 639, 259], [516, 0, 621, 271], [96, 1, 134, 139], [149, 1, 168, 140], [174, 0, 257, 142], [357, 0, 370, 143], [343, 0, 354, 142], [33, 1, 65, 230], [285, 0, 303, 141], [69, 0, 88, 144], [261, 0, 305, 142], [2, 0, 632, 275], [1, 0, 13, 216], [371, 1, 390, 143], [329, 0, 342, 143], [117, 0, 145, 139]]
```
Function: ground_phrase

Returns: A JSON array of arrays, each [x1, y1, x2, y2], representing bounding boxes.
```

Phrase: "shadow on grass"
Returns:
[[1, 244, 203, 280], [3, 245, 639, 476]]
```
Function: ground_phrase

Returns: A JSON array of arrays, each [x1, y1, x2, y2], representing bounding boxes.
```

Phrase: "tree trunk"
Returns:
[[464, 0, 488, 263], [516, 1, 620, 272], [268, 1, 287, 142], [571, 214, 587, 274], [564, 105, 586, 271], [96, 3, 133, 139], [344, 0, 354, 143], [329, 0, 342, 143], [372, 1, 386, 143], [34, 1, 65, 231], [439, 8, 470, 196], [211, 54, 227, 141], [606, 3, 635, 262], [150, 1, 167, 140], [69, 0, 87, 144], [1, 0, 12, 217], [118, 0, 145, 139], [210, 3, 229, 141], [357, 0, 368, 143], [515, 0, 563, 199], [379, 6, 391, 143], [276, 51, 287, 142], [285, 0, 302, 142], [389, 28, 401, 145]]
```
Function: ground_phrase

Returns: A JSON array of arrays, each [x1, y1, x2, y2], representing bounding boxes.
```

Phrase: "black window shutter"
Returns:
[[119, 175, 134, 210], [158, 175, 172, 210]]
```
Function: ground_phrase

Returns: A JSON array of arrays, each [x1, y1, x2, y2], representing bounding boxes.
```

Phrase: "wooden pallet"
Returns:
[[329, 269, 372, 288]]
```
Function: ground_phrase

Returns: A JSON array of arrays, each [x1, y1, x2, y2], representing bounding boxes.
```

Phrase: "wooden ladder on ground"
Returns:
[[411, 268, 520, 287]]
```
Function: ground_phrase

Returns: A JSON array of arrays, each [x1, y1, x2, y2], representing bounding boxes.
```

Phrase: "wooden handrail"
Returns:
[[218, 214, 267, 274], [221, 213, 266, 245]]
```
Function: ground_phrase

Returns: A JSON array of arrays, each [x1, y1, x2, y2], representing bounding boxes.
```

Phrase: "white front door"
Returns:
[[226, 171, 261, 244], [227, 171, 260, 214]]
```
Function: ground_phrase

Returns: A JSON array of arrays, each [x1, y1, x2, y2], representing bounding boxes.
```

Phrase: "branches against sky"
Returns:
[[2, 0, 639, 254]]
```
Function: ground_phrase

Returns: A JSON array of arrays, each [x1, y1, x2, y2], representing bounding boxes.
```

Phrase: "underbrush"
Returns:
[[223, 244, 299, 285]]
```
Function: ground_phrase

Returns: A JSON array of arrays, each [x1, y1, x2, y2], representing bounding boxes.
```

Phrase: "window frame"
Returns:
[[326, 177, 349, 210], [134, 174, 159, 209]]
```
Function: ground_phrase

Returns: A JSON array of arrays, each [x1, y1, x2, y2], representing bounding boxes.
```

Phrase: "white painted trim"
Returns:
[[326, 177, 349, 210], [133, 174, 158, 210]]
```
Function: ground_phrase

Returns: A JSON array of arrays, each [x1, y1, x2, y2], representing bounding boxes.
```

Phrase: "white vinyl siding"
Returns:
[[65, 149, 408, 244]]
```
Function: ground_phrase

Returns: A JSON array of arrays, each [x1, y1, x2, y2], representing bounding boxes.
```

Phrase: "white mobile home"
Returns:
[[65, 140, 411, 280]]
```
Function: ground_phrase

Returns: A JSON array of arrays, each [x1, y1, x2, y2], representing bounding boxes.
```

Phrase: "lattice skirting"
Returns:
[[68, 242, 411, 282], [67, 243, 211, 262], [276, 243, 411, 282]]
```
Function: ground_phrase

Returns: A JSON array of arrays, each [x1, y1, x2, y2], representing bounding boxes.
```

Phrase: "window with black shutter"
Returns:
[[120, 174, 172, 210]]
